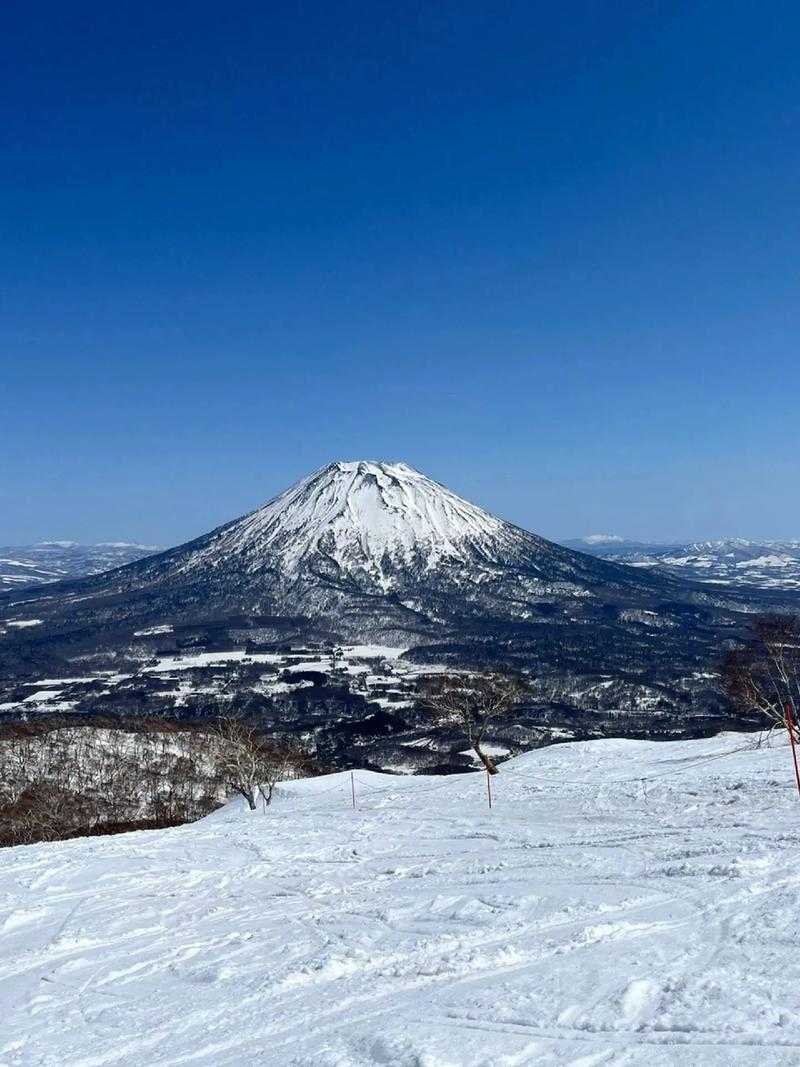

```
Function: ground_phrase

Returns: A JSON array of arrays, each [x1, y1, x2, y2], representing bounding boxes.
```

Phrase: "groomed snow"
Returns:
[[2, 733, 800, 1065]]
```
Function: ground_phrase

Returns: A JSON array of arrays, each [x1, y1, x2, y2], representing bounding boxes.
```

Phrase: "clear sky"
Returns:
[[2, 2, 799, 546]]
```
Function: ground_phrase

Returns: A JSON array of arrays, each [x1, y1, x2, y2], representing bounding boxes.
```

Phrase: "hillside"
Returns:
[[1, 733, 798, 1065], [2, 461, 715, 639]]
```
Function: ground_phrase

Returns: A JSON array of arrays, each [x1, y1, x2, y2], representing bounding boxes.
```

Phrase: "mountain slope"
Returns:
[[1, 460, 723, 640]]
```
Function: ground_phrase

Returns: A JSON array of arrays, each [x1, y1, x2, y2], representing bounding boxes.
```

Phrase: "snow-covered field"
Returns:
[[2, 733, 799, 1065], [0, 645, 440, 720]]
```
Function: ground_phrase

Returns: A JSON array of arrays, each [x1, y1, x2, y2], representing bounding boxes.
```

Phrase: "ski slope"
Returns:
[[2, 734, 799, 1066]]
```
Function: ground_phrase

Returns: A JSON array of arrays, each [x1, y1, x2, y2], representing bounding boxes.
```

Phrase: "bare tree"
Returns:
[[724, 614, 800, 737], [420, 670, 528, 774], [206, 718, 309, 810]]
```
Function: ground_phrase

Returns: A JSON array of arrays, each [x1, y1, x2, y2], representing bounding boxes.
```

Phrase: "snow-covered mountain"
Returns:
[[152, 459, 643, 603], [1, 459, 717, 638], [564, 536, 800, 591], [0, 461, 790, 759], [199, 461, 514, 584], [0, 541, 160, 592]]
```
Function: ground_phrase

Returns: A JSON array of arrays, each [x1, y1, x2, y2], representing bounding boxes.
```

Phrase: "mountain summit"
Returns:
[[124, 457, 671, 618], [190, 460, 527, 586]]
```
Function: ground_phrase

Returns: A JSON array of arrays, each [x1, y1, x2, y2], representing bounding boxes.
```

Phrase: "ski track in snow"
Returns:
[[1, 734, 800, 1066]]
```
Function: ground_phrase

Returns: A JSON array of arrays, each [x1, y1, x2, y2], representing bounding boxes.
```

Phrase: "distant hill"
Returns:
[[0, 541, 160, 592], [563, 536, 800, 591]]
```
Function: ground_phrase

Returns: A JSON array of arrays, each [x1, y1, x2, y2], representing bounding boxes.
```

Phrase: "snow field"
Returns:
[[1, 733, 800, 1065]]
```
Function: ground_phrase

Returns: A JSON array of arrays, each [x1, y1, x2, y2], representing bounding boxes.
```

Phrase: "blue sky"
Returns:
[[2, 1, 799, 545]]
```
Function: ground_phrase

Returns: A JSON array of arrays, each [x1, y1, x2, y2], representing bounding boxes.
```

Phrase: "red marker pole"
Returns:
[[785, 703, 800, 799], [486, 769, 492, 811]]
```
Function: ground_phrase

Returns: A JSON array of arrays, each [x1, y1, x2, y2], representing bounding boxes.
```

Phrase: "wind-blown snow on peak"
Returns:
[[212, 460, 514, 578]]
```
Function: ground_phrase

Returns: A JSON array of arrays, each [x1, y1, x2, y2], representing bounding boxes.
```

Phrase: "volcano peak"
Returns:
[[210, 459, 512, 578]]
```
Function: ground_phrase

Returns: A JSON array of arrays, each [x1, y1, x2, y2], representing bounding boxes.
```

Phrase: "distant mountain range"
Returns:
[[1, 463, 792, 769], [563, 537, 800, 591], [0, 542, 160, 593]]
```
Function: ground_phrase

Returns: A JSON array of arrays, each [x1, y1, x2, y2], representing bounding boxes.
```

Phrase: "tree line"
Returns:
[[0, 720, 316, 847]]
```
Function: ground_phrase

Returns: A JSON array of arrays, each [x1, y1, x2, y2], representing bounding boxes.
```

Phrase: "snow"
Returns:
[[583, 533, 624, 544], [2, 732, 800, 1065], [142, 651, 281, 672], [201, 460, 516, 579], [459, 743, 511, 761], [133, 624, 174, 637], [6, 619, 43, 628], [141, 646, 411, 679], [587, 539, 800, 591], [21, 676, 113, 686], [736, 554, 794, 569], [96, 542, 159, 549], [0, 645, 429, 719], [346, 644, 407, 660], [0, 543, 162, 594]]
